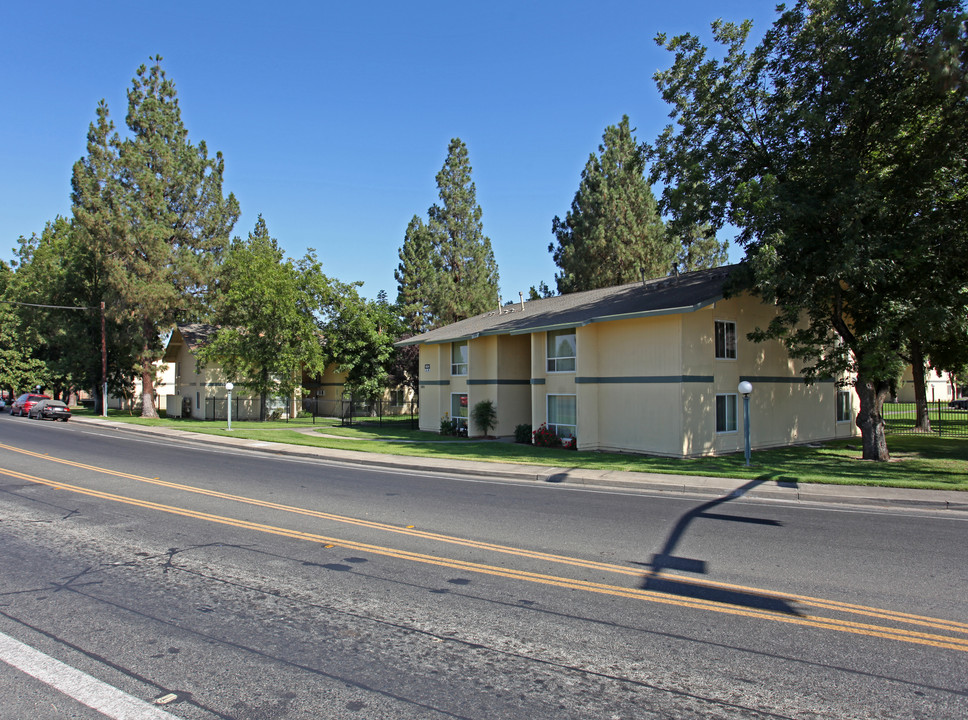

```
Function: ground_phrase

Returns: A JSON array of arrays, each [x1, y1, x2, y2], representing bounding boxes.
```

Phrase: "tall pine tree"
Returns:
[[397, 138, 500, 328], [72, 57, 240, 417], [550, 116, 670, 293]]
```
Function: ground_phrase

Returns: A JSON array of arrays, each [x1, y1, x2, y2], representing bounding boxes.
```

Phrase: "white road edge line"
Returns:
[[0, 631, 182, 720]]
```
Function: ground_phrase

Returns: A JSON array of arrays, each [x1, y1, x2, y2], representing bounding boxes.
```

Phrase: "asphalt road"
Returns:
[[0, 413, 966, 719]]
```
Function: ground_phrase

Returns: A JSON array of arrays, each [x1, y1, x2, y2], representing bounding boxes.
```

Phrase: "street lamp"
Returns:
[[738, 381, 753, 466], [225, 382, 234, 431]]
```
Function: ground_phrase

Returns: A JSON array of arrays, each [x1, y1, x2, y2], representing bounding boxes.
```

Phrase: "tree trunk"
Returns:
[[140, 365, 158, 418], [854, 377, 891, 461], [910, 341, 931, 432]]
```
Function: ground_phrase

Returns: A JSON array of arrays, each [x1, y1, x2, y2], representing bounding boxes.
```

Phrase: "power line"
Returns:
[[0, 300, 97, 311]]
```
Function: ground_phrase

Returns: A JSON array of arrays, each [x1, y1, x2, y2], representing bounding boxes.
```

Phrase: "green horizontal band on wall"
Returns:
[[576, 375, 714, 384], [419, 380, 451, 386], [467, 379, 531, 385], [739, 375, 835, 384], [530, 378, 546, 385]]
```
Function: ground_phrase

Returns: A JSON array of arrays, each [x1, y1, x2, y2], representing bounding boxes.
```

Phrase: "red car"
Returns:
[[10, 393, 50, 417]]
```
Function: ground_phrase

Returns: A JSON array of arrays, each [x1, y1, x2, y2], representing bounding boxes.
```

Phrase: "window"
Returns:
[[836, 390, 852, 422], [547, 394, 577, 438], [196, 392, 200, 410], [451, 393, 468, 429], [547, 329, 576, 372], [389, 388, 405, 407], [716, 393, 737, 433], [451, 341, 468, 376], [715, 320, 737, 359]]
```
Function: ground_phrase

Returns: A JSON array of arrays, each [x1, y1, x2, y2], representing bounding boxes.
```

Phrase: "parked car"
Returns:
[[949, 398, 968, 410], [10, 393, 50, 416], [27, 399, 71, 421]]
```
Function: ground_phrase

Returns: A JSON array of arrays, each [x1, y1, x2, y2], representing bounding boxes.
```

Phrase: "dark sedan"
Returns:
[[27, 399, 71, 421]]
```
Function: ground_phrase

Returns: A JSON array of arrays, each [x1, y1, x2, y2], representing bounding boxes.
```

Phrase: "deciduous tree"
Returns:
[[201, 216, 329, 421], [650, 1, 968, 460]]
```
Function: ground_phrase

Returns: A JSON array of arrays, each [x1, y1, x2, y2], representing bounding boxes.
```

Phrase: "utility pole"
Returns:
[[101, 301, 107, 417]]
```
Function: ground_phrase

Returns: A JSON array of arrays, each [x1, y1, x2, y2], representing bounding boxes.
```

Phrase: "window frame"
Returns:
[[716, 393, 738, 433], [715, 320, 737, 360], [450, 392, 468, 429], [836, 390, 852, 423], [547, 393, 577, 439], [546, 329, 577, 373], [451, 340, 468, 376]]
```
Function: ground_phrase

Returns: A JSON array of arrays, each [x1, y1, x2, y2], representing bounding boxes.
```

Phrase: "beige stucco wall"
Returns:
[[415, 292, 859, 456], [894, 366, 954, 403]]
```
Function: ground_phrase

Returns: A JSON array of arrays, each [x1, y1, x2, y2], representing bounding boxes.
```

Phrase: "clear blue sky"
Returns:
[[2, 1, 779, 301]]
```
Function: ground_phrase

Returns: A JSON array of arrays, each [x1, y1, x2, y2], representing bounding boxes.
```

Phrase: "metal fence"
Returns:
[[297, 397, 418, 429], [883, 400, 968, 438], [204, 396, 291, 421]]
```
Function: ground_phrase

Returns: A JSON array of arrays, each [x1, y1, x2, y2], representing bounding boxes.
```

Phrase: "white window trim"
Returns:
[[451, 341, 468, 376], [716, 393, 738, 434], [547, 393, 577, 438], [450, 392, 468, 427], [547, 329, 577, 374], [715, 319, 737, 361]]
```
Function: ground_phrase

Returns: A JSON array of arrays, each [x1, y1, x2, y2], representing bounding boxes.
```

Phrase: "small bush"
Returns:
[[471, 399, 497, 436], [514, 424, 533, 444], [532, 423, 562, 448], [440, 414, 456, 435]]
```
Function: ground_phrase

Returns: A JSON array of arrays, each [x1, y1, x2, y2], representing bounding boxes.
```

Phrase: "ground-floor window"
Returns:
[[451, 393, 468, 429], [547, 394, 577, 439], [836, 390, 852, 422], [716, 393, 737, 433]]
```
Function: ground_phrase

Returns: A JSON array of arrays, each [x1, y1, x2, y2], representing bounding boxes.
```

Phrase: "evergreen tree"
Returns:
[[550, 116, 671, 293], [396, 138, 500, 328], [394, 215, 436, 333], [201, 216, 329, 421], [71, 57, 240, 418]]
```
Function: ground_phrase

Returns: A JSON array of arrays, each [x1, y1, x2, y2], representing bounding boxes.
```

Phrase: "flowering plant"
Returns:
[[532, 423, 562, 448]]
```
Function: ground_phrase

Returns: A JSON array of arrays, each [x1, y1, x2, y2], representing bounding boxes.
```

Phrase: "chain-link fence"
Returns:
[[883, 400, 968, 437]]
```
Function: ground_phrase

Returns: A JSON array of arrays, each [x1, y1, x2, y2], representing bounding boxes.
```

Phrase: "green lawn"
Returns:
[[74, 409, 968, 491]]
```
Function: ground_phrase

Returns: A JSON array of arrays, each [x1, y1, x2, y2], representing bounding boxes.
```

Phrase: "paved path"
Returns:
[[73, 417, 968, 513]]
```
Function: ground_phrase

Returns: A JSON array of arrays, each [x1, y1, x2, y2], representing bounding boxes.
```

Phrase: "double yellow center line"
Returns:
[[2, 442, 966, 653]]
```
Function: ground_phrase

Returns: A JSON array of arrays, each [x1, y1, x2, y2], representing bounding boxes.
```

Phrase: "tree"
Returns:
[[395, 215, 436, 334], [72, 57, 239, 418], [528, 281, 555, 300], [0, 261, 50, 397], [471, 399, 497, 436], [396, 139, 500, 328], [550, 116, 672, 293], [323, 288, 403, 400], [649, 1, 968, 460], [200, 216, 329, 421]]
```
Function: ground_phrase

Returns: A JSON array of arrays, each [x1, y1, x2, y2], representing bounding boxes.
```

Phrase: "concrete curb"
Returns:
[[73, 417, 968, 513]]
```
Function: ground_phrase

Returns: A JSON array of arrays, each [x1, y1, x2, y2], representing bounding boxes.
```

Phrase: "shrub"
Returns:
[[471, 399, 497, 436], [514, 423, 533, 444], [532, 423, 562, 448], [440, 414, 456, 435]]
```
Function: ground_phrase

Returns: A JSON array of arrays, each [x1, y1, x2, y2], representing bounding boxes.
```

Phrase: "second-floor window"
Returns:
[[547, 329, 576, 372], [451, 340, 468, 376], [715, 320, 737, 359]]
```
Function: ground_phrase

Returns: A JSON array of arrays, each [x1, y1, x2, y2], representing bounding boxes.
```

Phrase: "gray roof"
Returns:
[[397, 265, 738, 346]]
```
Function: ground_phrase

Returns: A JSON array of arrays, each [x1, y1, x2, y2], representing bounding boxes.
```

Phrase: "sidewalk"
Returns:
[[74, 417, 968, 513]]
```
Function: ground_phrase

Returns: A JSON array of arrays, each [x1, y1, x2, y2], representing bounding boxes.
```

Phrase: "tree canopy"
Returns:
[[200, 216, 329, 420], [71, 57, 239, 417], [649, 0, 968, 460], [396, 138, 500, 328], [550, 116, 671, 293]]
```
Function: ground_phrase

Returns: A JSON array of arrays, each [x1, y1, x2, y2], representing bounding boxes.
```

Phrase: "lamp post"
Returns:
[[225, 382, 234, 431], [738, 381, 753, 466]]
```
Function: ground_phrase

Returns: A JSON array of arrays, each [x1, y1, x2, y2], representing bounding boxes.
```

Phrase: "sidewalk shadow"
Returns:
[[638, 477, 802, 616]]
